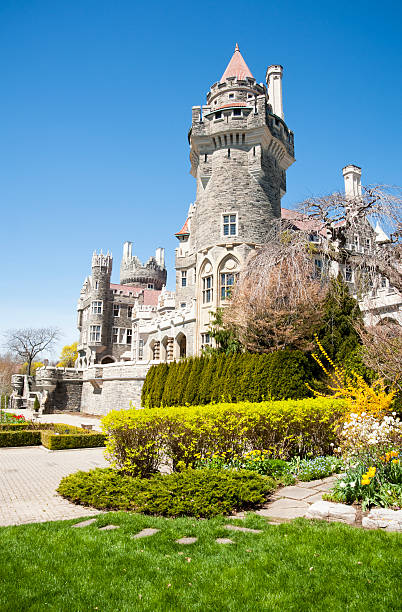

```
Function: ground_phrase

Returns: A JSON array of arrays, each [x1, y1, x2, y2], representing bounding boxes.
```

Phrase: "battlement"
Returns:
[[91, 250, 113, 272], [120, 242, 167, 289]]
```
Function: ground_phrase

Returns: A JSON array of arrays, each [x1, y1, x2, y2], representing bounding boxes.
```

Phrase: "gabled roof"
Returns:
[[220, 43, 254, 82]]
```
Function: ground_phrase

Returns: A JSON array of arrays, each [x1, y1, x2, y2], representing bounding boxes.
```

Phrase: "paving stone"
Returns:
[[72, 518, 97, 528], [99, 525, 120, 531], [304, 492, 324, 503], [224, 524, 262, 534], [216, 538, 234, 544], [276, 486, 317, 500], [256, 498, 309, 521], [175, 537, 198, 545], [226, 514, 246, 520], [305, 501, 356, 525], [313, 482, 335, 493], [362, 508, 402, 532], [298, 479, 327, 489], [131, 528, 160, 539]]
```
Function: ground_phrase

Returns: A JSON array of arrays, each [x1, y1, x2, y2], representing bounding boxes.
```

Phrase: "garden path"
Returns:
[[0, 445, 107, 527]]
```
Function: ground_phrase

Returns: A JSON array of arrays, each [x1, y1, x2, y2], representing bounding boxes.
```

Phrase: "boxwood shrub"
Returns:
[[102, 397, 346, 477], [0, 430, 42, 447], [41, 430, 105, 450], [57, 467, 275, 518]]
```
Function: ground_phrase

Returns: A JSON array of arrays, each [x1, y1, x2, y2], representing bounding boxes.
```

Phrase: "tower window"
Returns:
[[126, 329, 132, 345], [147, 283, 154, 289], [95, 281, 99, 290], [89, 325, 101, 343], [236, 134, 239, 144], [220, 273, 236, 300], [91, 301, 102, 314], [201, 333, 211, 346], [230, 134, 233, 144], [112, 327, 118, 343], [204, 154, 208, 162], [223, 213, 237, 237], [233, 109, 242, 117], [345, 264, 353, 283], [113, 305, 120, 317], [229, 93, 234, 99], [128, 306, 133, 318], [181, 270, 187, 287], [202, 275, 213, 304]]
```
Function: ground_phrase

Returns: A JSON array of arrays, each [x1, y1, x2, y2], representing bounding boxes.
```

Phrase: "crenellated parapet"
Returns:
[[120, 242, 167, 289]]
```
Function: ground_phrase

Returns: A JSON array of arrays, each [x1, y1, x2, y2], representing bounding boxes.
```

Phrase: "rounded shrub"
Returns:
[[57, 467, 276, 518]]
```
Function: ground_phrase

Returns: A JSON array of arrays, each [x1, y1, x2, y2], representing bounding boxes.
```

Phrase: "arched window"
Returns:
[[218, 257, 239, 303]]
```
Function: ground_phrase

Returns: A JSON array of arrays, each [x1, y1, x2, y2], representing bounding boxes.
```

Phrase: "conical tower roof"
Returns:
[[220, 43, 254, 82]]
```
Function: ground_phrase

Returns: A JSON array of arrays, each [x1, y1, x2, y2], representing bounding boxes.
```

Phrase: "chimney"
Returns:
[[342, 165, 362, 199], [266, 65, 284, 120], [122, 241, 132, 262], [155, 247, 165, 268]]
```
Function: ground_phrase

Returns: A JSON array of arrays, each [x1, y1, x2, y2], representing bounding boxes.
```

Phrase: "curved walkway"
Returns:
[[0, 446, 108, 527]]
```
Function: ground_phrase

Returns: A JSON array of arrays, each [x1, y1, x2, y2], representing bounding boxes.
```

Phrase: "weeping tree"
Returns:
[[4, 327, 60, 376]]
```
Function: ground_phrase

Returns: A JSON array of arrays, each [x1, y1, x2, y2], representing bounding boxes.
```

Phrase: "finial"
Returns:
[[235, 43, 239, 52]]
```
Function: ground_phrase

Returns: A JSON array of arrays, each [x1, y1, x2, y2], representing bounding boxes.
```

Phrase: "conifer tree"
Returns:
[[184, 356, 204, 405], [317, 275, 362, 362], [174, 358, 194, 406], [141, 364, 157, 407], [150, 363, 169, 407], [198, 354, 217, 404], [210, 354, 227, 403], [161, 361, 178, 407]]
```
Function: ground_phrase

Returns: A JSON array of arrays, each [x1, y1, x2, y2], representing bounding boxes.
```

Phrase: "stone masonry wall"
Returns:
[[80, 362, 151, 415]]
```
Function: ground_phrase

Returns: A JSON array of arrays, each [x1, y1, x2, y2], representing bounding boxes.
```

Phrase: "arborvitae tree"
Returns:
[[174, 358, 194, 406], [150, 363, 169, 407], [238, 353, 257, 401], [141, 364, 157, 407], [256, 353, 274, 400], [267, 349, 312, 400], [317, 275, 362, 363], [184, 356, 205, 405], [198, 354, 217, 404], [161, 361, 178, 407], [247, 354, 267, 402]]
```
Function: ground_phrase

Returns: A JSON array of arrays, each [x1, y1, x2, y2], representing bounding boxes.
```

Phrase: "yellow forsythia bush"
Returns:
[[101, 398, 347, 477]]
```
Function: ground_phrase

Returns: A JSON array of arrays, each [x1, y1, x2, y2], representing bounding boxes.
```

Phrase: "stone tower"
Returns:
[[175, 45, 295, 353], [120, 242, 166, 289]]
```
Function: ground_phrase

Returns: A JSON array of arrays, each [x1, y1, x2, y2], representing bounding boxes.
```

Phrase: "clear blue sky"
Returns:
[[0, 0, 401, 358]]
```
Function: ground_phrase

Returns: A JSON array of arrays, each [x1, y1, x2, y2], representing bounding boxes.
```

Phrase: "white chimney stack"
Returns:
[[122, 241, 132, 262], [342, 165, 362, 199], [155, 247, 165, 268], [266, 65, 284, 120]]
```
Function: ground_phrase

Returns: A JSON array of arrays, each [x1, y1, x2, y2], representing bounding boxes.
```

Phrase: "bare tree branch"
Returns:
[[3, 328, 60, 376]]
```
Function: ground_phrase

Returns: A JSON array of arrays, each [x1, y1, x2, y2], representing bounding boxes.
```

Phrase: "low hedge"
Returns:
[[0, 430, 42, 447], [0, 422, 29, 431], [102, 397, 347, 477], [41, 430, 105, 450], [57, 467, 275, 518]]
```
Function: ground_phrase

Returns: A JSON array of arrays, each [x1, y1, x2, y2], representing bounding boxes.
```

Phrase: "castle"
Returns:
[[24, 45, 400, 415]]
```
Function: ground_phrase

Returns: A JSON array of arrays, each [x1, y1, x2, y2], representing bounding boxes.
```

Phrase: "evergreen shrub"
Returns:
[[57, 467, 275, 518], [102, 398, 346, 477], [141, 351, 313, 408], [0, 430, 42, 447]]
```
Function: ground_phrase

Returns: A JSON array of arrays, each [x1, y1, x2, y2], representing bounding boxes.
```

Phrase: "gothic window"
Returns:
[[112, 327, 118, 343], [365, 238, 371, 250], [89, 325, 101, 343], [223, 213, 237, 237], [181, 270, 187, 287], [127, 306, 133, 318], [220, 272, 237, 300], [202, 276, 213, 304], [147, 283, 154, 289], [91, 301, 102, 314], [381, 276, 387, 288], [345, 264, 353, 283], [126, 329, 132, 345], [138, 339, 144, 360], [113, 305, 120, 317]]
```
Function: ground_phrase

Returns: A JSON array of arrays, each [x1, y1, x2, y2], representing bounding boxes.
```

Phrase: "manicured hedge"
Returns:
[[41, 430, 105, 450], [102, 397, 347, 477], [57, 467, 275, 518], [0, 422, 29, 430], [0, 430, 42, 447], [141, 350, 314, 408]]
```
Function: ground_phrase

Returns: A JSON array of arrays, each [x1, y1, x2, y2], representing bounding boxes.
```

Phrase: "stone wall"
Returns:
[[35, 367, 84, 413], [80, 361, 152, 415]]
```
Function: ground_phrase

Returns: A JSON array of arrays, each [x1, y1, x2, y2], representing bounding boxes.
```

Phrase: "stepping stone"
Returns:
[[224, 524, 262, 534], [304, 492, 324, 503], [175, 537, 198, 545], [276, 486, 317, 500], [256, 499, 309, 521], [298, 479, 327, 488], [216, 538, 234, 544], [99, 525, 120, 531], [72, 518, 97, 528], [131, 528, 160, 539], [226, 514, 246, 520], [362, 508, 402, 532]]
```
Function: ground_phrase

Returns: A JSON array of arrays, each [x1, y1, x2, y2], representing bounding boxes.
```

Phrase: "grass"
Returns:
[[0, 513, 401, 611]]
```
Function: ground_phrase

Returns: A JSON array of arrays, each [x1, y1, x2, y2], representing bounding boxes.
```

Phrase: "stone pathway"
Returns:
[[0, 446, 108, 526], [254, 476, 337, 522]]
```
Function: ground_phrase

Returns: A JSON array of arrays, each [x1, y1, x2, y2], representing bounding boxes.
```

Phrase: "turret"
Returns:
[[343, 164, 362, 199], [266, 65, 284, 120], [120, 243, 167, 289]]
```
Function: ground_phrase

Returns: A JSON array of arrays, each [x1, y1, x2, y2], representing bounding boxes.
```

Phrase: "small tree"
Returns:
[[205, 308, 242, 355], [57, 342, 78, 367], [4, 327, 60, 376]]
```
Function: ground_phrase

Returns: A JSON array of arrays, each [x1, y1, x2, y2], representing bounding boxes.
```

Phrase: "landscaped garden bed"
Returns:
[[0, 412, 105, 449]]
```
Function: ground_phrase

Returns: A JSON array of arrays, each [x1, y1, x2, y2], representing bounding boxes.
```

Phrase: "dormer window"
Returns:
[[233, 108, 242, 116], [229, 93, 234, 99], [215, 111, 222, 120]]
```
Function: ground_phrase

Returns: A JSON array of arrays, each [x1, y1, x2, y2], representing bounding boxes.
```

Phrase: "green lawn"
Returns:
[[1, 513, 400, 612]]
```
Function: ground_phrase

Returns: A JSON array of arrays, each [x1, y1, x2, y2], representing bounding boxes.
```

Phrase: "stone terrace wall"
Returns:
[[80, 361, 152, 416], [35, 367, 83, 413]]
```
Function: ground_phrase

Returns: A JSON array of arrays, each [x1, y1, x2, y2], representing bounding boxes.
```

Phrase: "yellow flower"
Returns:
[[390, 451, 398, 458], [392, 459, 399, 464], [361, 478, 370, 486], [367, 467, 376, 478]]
